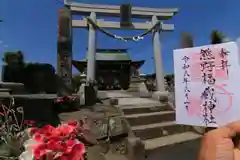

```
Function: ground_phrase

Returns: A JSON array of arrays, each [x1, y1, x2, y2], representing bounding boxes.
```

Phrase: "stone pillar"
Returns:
[[57, 8, 73, 96], [86, 12, 97, 82], [152, 15, 165, 92]]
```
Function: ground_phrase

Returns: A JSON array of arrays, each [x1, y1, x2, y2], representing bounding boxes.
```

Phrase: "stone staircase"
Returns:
[[120, 102, 202, 159], [127, 83, 139, 92]]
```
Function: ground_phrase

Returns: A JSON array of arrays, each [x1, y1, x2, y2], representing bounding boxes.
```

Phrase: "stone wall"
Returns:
[[2, 63, 57, 94]]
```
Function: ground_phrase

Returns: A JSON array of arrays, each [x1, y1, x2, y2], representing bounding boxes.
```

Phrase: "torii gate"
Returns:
[[57, 1, 178, 95]]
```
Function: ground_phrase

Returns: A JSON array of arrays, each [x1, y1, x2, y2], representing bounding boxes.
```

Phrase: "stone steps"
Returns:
[[127, 81, 141, 92], [121, 103, 171, 115], [146, 135, 201, 160], [144, 132, 201, 151], [104, 152, 128, 160], [120, 102, 201, 158], [125, 111, 175, 126], [127, 88, 139, 92], [132, 121, 191, 140], [123, 103, 191, 140]]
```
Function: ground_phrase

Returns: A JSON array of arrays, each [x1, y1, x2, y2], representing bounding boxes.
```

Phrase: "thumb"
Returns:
[[226, 121, 240, 137], [207, 121, 240, 138]]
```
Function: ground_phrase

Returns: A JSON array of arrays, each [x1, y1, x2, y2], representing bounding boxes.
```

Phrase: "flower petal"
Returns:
[[68, 143, 86, 160]]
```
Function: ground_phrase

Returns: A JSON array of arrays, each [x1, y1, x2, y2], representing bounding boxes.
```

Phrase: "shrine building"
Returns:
[[72, 49, 145, 90]]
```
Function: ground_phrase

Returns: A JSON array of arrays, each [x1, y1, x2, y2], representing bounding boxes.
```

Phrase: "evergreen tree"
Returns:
[[2, 50, 25, 65], [210, 29, 225, 44], [180, 32, 194, 48]]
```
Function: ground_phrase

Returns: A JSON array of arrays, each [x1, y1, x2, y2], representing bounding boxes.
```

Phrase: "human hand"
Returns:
[[198, 121, 240, 160]]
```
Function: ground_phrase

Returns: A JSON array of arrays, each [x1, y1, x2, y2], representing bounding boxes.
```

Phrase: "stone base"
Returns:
[[138, 82, 151, 98], [0, 88, 10, 96], [126, 137, 145, 160], [139, 91, 150, 98], [97, 91, 108, 100], [85, 86, 97, 106], [0, 82, 25, 94], [152, 91, 169, 103]]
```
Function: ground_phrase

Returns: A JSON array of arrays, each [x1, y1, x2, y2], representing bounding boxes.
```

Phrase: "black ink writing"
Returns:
[[201, 87, 217, 125], [200, 48, 215, 60], [182, 56, 191, 111], [216, 48, 230, 75], [219, 48, 229, 59], [200, 48, 217, 126]]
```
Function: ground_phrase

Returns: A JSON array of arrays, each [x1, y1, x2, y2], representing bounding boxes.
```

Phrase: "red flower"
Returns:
[[58, 155, 69, 160], [67, 120, 79, 128], [32, 144, 48, 159], [24, 120, 36, 125], [28, 127, 39, 136], [33, 133, 45, 142], [29, 121, 86, 160], [47, 139, 64, 151], [55, 99, 64, 103], [57, 123, 78, 136], [64, 139, 78, 154], [66, 139, 76, 146], [41, 125, 55, 133], [35, 125, 56, 137], [69, 143, 86, 160], [55, 95, 77, 104]]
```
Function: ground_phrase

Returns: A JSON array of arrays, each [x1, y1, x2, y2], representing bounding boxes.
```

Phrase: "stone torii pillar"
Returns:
[[152, 15, 165, 92], [57, 8, 73, 96], [86, 12, 97, 82]]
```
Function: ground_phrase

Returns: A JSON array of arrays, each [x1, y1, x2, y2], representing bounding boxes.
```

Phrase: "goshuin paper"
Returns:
[[174, 42, 240, 127]]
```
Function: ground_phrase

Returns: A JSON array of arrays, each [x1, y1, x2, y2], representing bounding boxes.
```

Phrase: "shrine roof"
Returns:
[[95, 48, 128, 53], [83, 48, 131, 61], [72, 59, 145, 72], [72, 48, 145, 72]]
